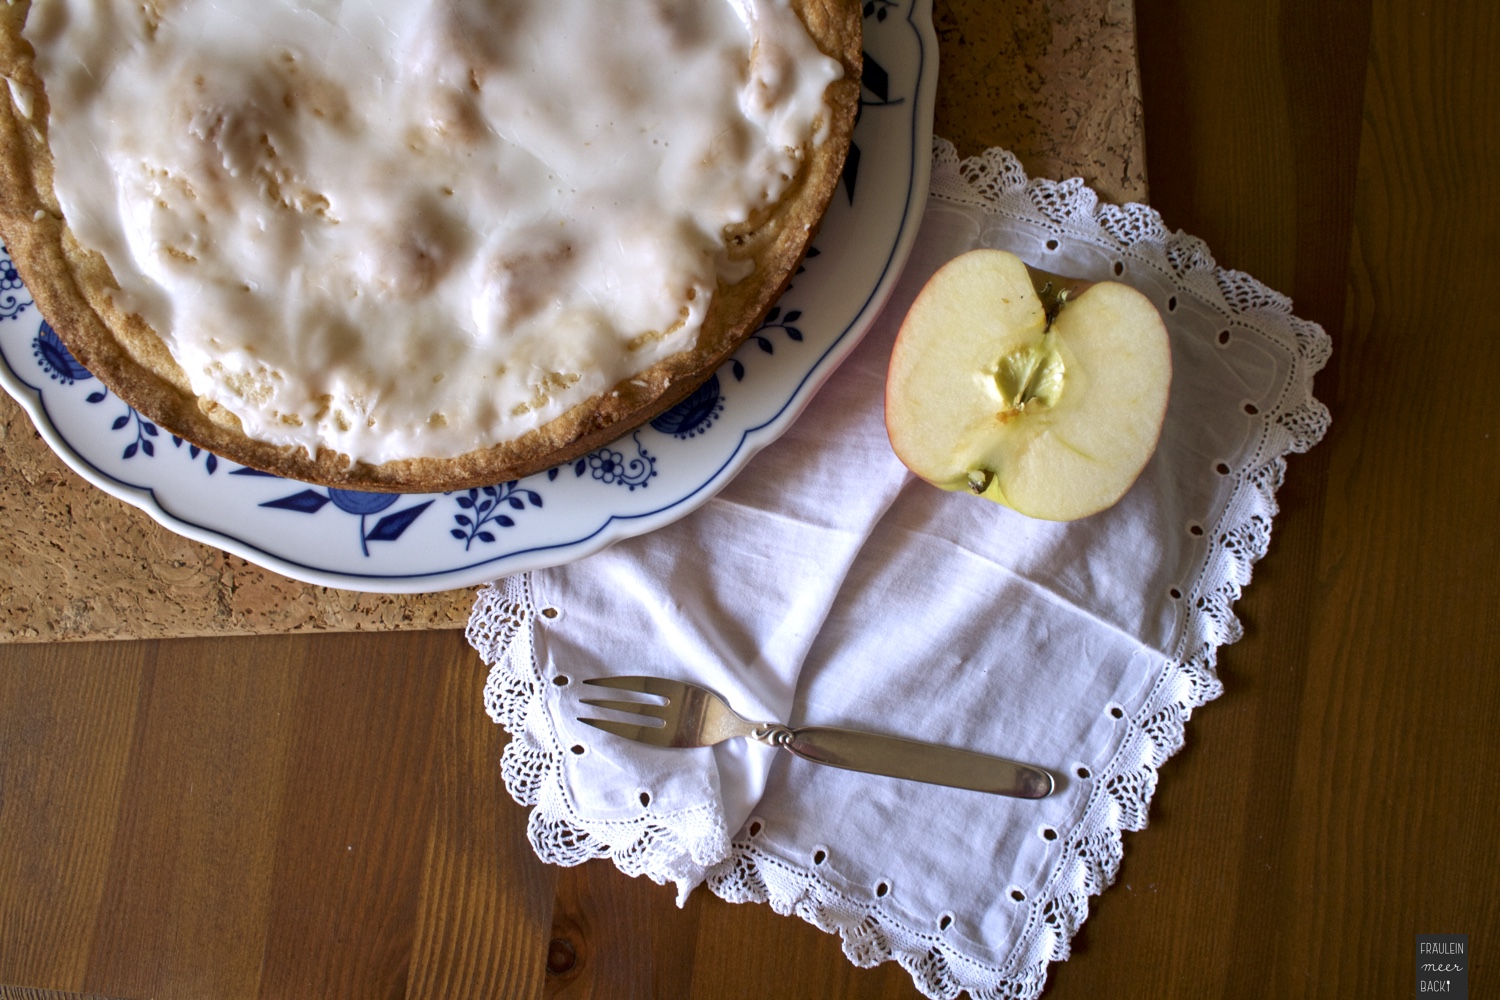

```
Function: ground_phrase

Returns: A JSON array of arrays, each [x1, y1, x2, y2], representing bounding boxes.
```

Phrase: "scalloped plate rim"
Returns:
[[0, 0, 937, 593]]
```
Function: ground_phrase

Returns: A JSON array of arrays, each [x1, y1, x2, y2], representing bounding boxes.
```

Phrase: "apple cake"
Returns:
[[0, 0, 860, 491]]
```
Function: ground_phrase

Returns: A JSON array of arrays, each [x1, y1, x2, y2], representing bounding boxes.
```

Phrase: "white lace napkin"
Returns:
[[467, 140, 1331, 1000]]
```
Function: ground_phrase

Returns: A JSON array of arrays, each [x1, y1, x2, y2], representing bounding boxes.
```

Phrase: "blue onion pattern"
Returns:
[[261, 487, 433, 556], [32, 323, 92, 384], [111, 408, 159, 460], [0, 0, 926, 591], [450, 482, 544, 549], [170, 436, 220, 474], [573, 432, 656, 490], [727, 298, 812, 384], [651, 374, 724, 439], [59, 345, 159, 461], [0, 247, 33, 322]]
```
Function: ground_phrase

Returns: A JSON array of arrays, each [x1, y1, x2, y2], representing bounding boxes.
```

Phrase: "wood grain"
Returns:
[[0, 630, 556, 1000], [82, 646, 298, 999], [405, 646, 554, 1000], [0, 644, 142, 985], [1047, 0, 1500, 997], [5, 0, 1499, 998], [0, 989, 130, 1000]]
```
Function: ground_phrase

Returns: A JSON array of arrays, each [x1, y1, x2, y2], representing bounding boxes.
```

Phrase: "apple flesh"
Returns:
[[884, 249, 1172, 521]]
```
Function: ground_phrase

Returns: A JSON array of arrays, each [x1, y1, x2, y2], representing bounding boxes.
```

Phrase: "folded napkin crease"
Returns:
[[470, 140, 1331, 1000]]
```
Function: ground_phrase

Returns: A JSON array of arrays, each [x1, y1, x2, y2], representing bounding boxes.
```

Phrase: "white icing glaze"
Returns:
[[25, 0, 841, 463]]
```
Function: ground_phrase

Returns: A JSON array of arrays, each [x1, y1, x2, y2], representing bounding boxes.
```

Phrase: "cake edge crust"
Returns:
[[0, 0, 862, 492]]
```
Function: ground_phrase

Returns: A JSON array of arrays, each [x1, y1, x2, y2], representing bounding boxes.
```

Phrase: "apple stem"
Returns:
[[1025, 264, 1095, 328], [1039, 284, 1071, 331]]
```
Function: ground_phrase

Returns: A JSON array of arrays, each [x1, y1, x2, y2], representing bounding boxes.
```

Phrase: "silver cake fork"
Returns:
[[578, 675, 1054, 799]]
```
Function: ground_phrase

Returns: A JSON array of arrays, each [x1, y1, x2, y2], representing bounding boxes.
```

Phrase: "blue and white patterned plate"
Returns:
[[0, 1, 935, 593]]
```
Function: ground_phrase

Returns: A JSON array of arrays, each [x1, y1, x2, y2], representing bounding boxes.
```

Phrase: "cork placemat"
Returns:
[[0, 0, 1146, 642]]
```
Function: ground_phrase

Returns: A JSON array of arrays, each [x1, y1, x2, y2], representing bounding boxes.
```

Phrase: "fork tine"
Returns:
[[578, 717, 675, 747], [583, 675, 684, 699], [578, 697, 670, 722]]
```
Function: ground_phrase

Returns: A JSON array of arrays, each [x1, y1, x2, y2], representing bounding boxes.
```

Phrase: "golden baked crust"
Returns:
[[0, 0, 861, 492]]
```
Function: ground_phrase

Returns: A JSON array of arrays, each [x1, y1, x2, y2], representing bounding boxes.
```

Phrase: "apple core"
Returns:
[[991, 336, 1066, 415]]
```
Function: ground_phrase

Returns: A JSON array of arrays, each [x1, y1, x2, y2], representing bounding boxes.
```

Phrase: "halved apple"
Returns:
[[885, 249, 1172, 521]]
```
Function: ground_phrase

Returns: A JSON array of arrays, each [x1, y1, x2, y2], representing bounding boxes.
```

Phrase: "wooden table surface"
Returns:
[[4, 1, 1499, 998]]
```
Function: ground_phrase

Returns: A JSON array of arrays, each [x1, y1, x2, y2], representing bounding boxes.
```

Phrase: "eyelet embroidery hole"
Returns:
[[747, 819, 763, 838], [1243, 402, 1260, 415], [938, 913, 954, 931], [1109, 705, 1124, 719], [812, 848, 828, 866], [1217, 329, 1231, 346], [541, 607, 560, 620], [1215, 462, 1232, 475], [1169, 587, 1183, 600], [1112, 260, 1125, 276], [1166, 295, 1178, 312], [875, 881, 890, 898], [1010, 888, 1026, 903], [551, 675, 570, 686], [1044, 238, 1059, 251], [455, 151, 1340, 983], [570, 744, 586, 755], [1188, 522, 1205, 536], [1041, 827, 1058, 842], [1075, 765, 1092, 779], [638, 791, 651, 807]]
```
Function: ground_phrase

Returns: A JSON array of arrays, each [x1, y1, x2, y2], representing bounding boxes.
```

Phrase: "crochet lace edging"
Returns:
[[470, 576, 730, 902], [469, 140, 1332, 999]]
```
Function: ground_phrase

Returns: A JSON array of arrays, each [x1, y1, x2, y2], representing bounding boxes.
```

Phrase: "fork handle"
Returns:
[[773, 726, 1054, 799]]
